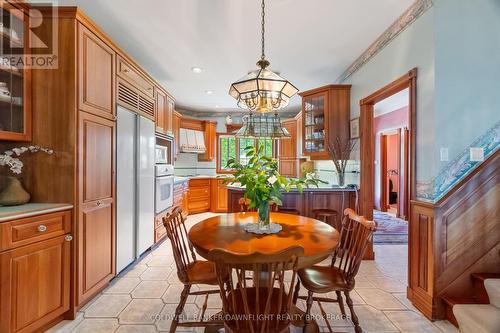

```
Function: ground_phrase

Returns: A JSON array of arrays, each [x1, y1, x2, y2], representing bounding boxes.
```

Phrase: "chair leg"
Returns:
[[344, 291, 362, 333], [304, 290, 314, 327], [336, 291, 347, 317], [293, 279, 301, 304], [170, 284, 191, 333]]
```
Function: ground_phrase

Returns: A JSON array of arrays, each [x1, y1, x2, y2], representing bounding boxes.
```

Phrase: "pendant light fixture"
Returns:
[[235, 112, 291, 139], [229, 0, 299, 114]]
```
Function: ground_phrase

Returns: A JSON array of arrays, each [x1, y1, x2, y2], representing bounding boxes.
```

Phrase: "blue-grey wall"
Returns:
[[434, 0, 500, 165], [345, 7, 436, 184]]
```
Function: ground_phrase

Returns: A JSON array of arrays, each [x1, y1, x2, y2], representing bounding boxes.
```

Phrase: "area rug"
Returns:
[[373, 210, 408, 244]]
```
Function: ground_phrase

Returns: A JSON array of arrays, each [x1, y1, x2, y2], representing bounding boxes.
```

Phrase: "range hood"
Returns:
[[179, 128, 206, 153]]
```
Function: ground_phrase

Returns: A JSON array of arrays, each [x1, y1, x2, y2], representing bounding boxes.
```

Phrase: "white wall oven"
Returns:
[[155, 164, 174, 214]]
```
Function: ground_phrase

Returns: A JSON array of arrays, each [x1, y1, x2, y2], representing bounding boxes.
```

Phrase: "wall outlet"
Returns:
[[470, 147, 484, 162], [440, 148, 449, 161]]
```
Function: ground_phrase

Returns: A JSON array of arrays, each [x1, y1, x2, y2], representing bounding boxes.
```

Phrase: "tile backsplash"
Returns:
[[313, 160, 361, 186], [174, 153, 217, 176]]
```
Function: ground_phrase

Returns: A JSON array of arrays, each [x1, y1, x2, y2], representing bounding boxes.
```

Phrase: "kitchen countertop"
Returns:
[[174, 174, 233, 183], [0, 203, 74, 222], [226, 183, 358, 192]]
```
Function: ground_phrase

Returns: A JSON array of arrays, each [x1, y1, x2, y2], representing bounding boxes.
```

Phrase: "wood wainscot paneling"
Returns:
[[408, 200, 435, 319], [433, 151, 500, 318], [408, 151, 500, 320]]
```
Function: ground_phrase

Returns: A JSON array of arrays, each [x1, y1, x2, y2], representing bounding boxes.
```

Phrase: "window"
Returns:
[[217, 134, 276, 173]]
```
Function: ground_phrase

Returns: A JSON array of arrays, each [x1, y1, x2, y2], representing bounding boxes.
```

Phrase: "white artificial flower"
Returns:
[[268, 175, 278, 185]]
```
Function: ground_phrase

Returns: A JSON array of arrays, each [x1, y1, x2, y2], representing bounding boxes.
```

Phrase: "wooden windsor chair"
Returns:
[[163, 207, 223, 333], [293, 208, 376, 333], [210, 246, 304, 333]]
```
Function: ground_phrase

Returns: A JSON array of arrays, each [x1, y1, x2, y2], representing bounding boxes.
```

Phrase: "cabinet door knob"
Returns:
[[97, 200, 102, 206], [65, 235, 73, 242], [37, 224, 47, 232]]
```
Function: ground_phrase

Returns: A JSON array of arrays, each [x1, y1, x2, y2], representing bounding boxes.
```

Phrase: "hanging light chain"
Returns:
[[261, 0, 265, 60]]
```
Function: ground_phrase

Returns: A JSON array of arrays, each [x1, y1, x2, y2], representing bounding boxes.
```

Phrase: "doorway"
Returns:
[[381, 130, 401, 215], [359, 68, 416, 273]]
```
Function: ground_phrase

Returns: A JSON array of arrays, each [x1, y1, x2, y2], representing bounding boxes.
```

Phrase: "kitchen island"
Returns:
[[227, 185, 359, 226]]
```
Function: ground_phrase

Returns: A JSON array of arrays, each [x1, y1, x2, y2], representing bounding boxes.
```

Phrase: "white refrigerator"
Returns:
[[116, 106, 155, 273]]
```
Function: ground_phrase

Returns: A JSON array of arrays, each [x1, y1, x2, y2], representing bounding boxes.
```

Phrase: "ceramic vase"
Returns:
[[0, 176, 30, 206]]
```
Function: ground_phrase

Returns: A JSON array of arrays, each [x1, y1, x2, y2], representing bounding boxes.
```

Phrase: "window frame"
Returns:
[[216, 132, 278, 174]]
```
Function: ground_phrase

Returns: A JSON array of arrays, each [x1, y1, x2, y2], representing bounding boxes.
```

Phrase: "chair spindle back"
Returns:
[[211, 247, 304, 333], [331, 208, 376, 283], [163, 207, 197, 283]]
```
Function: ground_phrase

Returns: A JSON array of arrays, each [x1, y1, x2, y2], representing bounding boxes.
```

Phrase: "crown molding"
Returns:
[[337, 0, 433, 83]]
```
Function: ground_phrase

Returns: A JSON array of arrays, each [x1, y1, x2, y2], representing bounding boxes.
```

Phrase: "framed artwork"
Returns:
[[350, 118, 360, 139]]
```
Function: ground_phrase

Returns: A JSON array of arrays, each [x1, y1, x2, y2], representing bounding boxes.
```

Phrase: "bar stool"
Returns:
[[278, 208, 301, 215], [313, 209, 339, 229]]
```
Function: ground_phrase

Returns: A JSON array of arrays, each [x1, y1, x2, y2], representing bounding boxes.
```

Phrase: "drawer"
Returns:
[[189, 187, 209, 199], [117, 56, 154, 98], [0, 210, 71, 251], [155, 225, 167, 243], [189, 179, 210, 187], [188, 199, 210, 213]]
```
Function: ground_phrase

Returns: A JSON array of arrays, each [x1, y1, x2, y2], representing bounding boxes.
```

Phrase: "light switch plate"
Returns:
[[470, 147, 484, 162], [440, 148, 449, 161]]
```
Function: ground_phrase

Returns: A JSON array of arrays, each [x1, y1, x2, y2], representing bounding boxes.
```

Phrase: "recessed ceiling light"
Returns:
[[215, 105, 219, 108], [205, 90, 214, 95], [191, 67, 203, 73]]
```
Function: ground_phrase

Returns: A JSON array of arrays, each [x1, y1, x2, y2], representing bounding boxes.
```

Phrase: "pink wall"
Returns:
[[387, 133, 399, 194], [374, 106, 409, 210]]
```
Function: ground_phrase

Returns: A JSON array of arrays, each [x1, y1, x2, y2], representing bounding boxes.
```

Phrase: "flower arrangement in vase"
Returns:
[[227, 145, 324, 232], [327, 137, 356, 187], [0, 146, 53, 206]]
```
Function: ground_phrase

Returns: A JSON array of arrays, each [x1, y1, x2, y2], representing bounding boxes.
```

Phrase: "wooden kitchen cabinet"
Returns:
[[198, 121, 217, 161], [78, 23, 115, 120], [0, 210, 72, 333], [77, 112, 115, 305], [0, 1, 32, 141], [173, 111, 182, 159], [188, 179, 211, 214], [279, 117, 299, 177], [155, 88, 174, 136], [300, 84, 351, 160], [210, 178, 229, 212]]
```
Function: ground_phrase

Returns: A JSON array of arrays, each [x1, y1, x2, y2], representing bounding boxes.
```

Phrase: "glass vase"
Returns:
[[257, 201, 271, 230], [337, 172, 346, 187]]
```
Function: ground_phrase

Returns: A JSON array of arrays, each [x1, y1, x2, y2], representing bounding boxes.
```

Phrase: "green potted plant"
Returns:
[[227, 145, 324, 232]]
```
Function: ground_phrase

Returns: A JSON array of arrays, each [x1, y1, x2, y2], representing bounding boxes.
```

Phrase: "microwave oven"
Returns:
[[155, 145, 169, 164]]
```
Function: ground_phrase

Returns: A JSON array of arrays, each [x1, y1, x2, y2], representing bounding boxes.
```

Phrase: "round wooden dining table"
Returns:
[[188, 212, 340, 268]]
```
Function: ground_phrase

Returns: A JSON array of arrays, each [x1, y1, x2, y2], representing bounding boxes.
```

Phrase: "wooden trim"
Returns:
[[380, 134, 388, 212], [299, 83, 352, 96], [359, 68, 417, 261], [180, 117, 204, 131]]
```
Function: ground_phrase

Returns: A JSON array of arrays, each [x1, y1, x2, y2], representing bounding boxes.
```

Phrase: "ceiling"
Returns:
[[374, 88, 409, 117], [39, 0, 414, 113]]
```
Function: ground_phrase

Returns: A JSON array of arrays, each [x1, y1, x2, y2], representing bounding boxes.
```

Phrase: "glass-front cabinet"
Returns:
[[300, 85, 351, 160], [303, 91, 327, 156], [0, 2, 31, 141]]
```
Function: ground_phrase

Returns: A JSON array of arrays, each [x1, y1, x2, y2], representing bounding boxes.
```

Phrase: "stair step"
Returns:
[[442, 295, 487, 328], [471, 273, 500, 304], [484, 279, 500, 308], [471, 273, 500, 282], [453, 304, 500, 333]]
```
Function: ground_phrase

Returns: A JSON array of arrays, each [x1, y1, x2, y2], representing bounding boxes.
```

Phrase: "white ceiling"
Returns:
[[40, 0, 414, 113], [374, 88, 409, 117]]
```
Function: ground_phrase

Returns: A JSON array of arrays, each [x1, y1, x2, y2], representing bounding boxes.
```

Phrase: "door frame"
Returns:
[[359, 68, 417, 259]]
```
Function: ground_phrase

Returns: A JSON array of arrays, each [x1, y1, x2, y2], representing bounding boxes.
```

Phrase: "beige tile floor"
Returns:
[[47, 213, 459, 333]]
